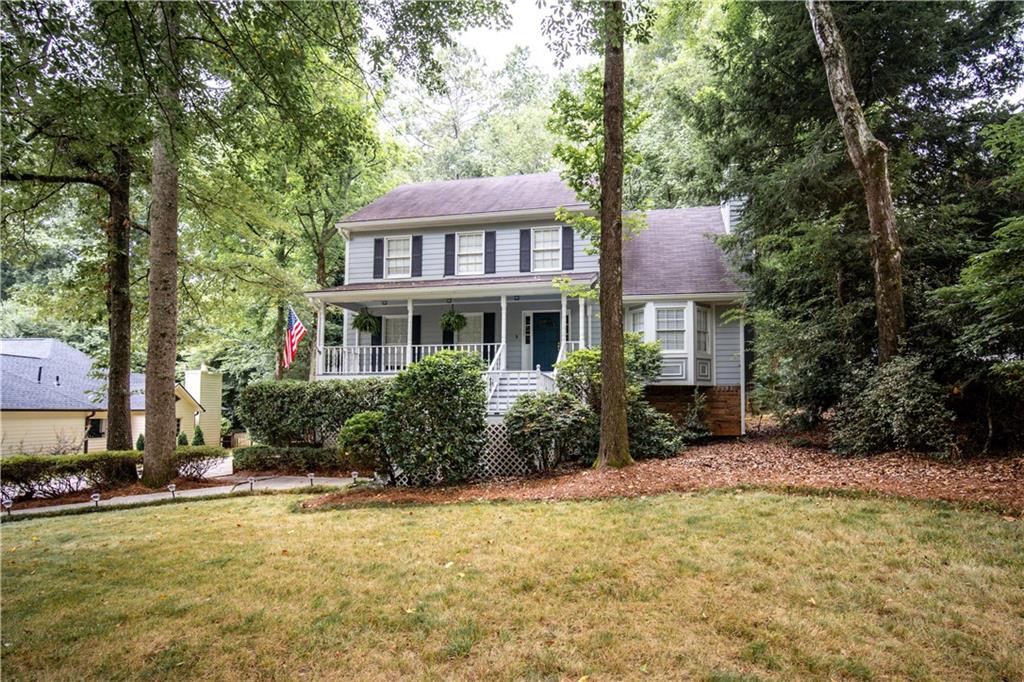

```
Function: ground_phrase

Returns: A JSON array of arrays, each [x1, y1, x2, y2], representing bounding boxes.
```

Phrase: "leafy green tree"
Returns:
[[647, 0, 1023, 444]]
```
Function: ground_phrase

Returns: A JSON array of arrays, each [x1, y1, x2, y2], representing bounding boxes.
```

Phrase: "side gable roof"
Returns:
[[0, 338, 203, 412], [344, 172, 585, 224], [623, 207, 744, 296]]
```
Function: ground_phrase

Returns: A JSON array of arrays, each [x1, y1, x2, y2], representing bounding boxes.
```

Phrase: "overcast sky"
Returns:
[[459, 0, 596, 74]]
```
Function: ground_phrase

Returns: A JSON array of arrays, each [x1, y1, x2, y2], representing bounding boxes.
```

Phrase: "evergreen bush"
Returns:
[[338, 411, 390, 480], [177, 431, 189, 446], [381, 351, 487, 486], [191, 424, 205, 446], [135, 433, 145, 451], [503, 392, 597, 471], [231, 446, 344, 473], [831, 354, 955, 458]]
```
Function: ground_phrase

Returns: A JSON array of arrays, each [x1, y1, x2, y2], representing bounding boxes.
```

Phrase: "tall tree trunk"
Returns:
[[275, 302, 285, 380], [105, 146, 134, 451], [143, 2, 181, 487], [308, 243, 328, 380], [594, 0, 632, 468], [807, 0, 905, 363]]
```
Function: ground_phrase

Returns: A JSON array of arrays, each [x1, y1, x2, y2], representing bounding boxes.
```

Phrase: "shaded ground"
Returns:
[[305, 435, 1024, 513]]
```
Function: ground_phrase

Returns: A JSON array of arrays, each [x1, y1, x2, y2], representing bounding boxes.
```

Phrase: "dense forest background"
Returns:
[[3, 1, 1022, 449]]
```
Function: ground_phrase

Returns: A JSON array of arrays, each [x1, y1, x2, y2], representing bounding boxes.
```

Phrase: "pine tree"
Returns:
[[191, 425, 205, 446]]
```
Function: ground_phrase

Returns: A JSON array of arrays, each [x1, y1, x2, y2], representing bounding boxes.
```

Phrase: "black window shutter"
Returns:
[[411, 236, 423, 277], [519, 229, 531, 272], [484, 231, 496, 274], [370, 316, 382, 372], [483, 312, 496, 364], [444, 234, 456, 276], [442, 327, 454, 346], [372, 239, 384, 279], [561, 226, 574, 270], [412, 315, 422, 360]]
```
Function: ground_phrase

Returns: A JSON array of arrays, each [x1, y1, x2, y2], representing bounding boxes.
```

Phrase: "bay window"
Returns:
[[655, 307, 686, 351]]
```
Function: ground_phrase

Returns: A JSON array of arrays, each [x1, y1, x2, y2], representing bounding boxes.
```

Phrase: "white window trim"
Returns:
[[455, 231, 485, 276], [655, 305, 687, 353], [384, 235, 412, 279], [381, 314, 409, 345], [695, 306, 711, 354], [455, 312, 484, 343], [531, 226, 562, 273]]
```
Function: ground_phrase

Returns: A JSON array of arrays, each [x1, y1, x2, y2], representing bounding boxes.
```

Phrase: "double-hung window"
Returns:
[[655, 307, 686, 351], [695, 307, 710, 353], [456, 313, 483, 343], [532, 227, 561, 271], [384, 236, 412, 278], [628, 308, 645, 334], [456, 232, 484, 275]]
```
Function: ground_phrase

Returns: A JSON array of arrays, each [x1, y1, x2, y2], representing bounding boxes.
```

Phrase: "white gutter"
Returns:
[[335, 205, 593, 234], [622, 292, 746, 303]]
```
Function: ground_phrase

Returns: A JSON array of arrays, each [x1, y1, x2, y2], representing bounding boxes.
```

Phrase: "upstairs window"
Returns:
[[384, 236, 412, 278], [656, 307, 686, 351], [456, 232, 484, 275], [695, 307, 710, 353], [532, 227, 561, 272]]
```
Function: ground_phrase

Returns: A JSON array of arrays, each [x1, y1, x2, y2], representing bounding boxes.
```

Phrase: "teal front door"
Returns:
[[532, 312, 560, 371]]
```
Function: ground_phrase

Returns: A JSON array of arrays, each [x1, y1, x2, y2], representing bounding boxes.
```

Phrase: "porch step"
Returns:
[[486, 371, 541, 415]]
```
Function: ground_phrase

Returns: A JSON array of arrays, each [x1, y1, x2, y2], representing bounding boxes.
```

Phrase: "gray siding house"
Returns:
[[306, 172, 747, 434]]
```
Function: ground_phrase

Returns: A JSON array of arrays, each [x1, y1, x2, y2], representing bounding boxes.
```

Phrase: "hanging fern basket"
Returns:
[[352, 308, 380, 336], [439, 308, 467, 333]]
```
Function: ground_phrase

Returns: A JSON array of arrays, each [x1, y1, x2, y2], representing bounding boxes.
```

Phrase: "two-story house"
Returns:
[[306, 171, 747, 435]]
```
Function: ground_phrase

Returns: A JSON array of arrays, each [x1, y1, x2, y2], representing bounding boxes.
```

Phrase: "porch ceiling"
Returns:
[[307, 271, 596, 304]]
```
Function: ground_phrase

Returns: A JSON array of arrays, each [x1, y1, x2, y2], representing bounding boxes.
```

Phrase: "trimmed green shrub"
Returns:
[[177, 431, 189, 446], [191, 425, 205, 446], [504, 392, 597, 471], [831, 355, 955, 458], [555, 333, 662, 413], [135, 433, 145, 451], [172, 446, 223, 479], [338, 411, 389, 480], [231, 446, 344, 473], [381, 351, 487, 486], [626, 388, 685, 459], [237, 378, 390, 447], [0, 446, 225, 499]]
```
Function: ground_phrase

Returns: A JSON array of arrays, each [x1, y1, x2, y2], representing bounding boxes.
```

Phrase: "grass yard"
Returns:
[[2, 491, 1022, 681]]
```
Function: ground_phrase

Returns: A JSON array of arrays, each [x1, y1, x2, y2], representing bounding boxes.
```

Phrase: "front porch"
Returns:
[[311, 292, 592, 379]]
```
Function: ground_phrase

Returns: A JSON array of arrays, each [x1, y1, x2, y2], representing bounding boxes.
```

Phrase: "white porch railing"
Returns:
[[322, 343, 503, 375]]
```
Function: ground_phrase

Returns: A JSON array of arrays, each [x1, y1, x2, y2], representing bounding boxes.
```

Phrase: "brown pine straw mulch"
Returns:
[[303, 435, 1024, 514]]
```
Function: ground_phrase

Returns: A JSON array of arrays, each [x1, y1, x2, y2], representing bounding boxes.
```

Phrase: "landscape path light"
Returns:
[[307, 473, 315, 488], [167, 483, 176, 499], [90, 492, 101, 508], [247, 476, 255, 492], [2, 498, 12, 517]]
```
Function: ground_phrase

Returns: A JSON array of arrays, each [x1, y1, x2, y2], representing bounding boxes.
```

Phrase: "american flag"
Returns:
[[282, 305, 307, 369]]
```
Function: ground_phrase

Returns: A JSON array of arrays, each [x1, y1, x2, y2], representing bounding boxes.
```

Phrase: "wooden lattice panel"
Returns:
[[476, 422, 530, 479]]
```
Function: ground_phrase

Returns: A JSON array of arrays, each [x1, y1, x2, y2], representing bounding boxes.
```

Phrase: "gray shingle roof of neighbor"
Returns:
[[1, 338, 149, 411], [343, 171, 587, 223], [623, 207, 744, 296]]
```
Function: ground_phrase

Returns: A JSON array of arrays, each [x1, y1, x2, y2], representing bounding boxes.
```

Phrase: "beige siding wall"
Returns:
[[184, 368, 223, 447], [1, 412, 88, 455]]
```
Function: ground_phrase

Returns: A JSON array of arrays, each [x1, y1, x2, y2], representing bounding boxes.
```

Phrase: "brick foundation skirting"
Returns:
[[644, 385, 743, 436]]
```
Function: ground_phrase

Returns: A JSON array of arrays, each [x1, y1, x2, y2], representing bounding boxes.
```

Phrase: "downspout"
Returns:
[[84, 411, 96, 453]]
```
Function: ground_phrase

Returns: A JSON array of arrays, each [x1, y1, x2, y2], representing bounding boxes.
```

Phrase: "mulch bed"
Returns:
[[303, 435, 1024, 514], [13, 478, 225, 510]]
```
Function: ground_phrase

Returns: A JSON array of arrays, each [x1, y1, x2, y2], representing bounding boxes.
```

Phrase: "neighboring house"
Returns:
[[306, 172, 747, 435], [0, 338, 223, 455]]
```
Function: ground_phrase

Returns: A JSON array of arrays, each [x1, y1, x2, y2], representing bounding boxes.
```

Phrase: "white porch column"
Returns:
[[316, 301, 326, 375], [341, 308, 350, 374], [500, 294, 508, 370], [578, 296, 586, 349], [406, 299, 414, 365], [560, 293, 568, 346]]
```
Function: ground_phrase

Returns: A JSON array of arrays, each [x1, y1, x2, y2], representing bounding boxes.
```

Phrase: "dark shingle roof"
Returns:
[[1, 338, 148, 411], [344, 172, 586, 223], [623, 207, 744, 296]]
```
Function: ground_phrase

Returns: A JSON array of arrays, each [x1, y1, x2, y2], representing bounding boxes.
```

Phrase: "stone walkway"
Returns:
[[10, 470, 353, 517]]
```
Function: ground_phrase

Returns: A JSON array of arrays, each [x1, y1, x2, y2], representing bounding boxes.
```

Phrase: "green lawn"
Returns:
[[2, 491, 1022, 681]]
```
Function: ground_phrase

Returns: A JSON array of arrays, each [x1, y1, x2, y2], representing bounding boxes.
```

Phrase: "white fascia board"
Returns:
[[622, 292, 746, 303], [335, 205, 593, 233], [306, 281, 572, 304]]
